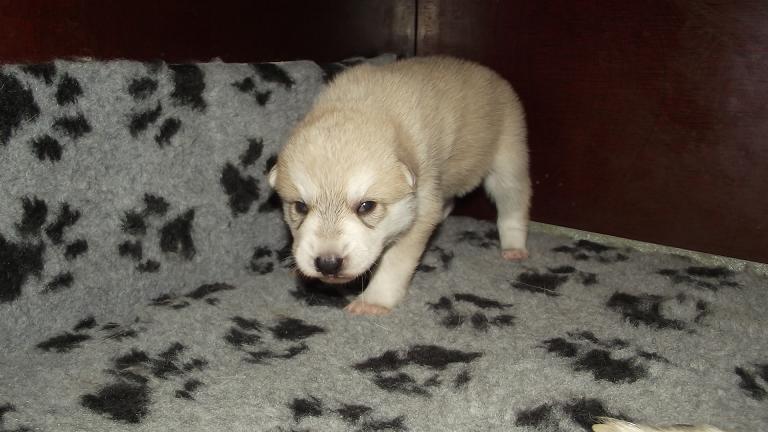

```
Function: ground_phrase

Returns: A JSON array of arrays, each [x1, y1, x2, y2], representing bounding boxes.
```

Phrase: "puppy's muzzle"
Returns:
[[315, 255, 343, 276]]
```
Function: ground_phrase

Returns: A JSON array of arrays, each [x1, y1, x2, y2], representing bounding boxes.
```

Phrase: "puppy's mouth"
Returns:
[[318, 274, 356, 284]]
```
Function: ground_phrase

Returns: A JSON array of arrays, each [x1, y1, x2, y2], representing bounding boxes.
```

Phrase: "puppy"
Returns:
[[269, 56, 530, 315], [593, 418, 727, 432]]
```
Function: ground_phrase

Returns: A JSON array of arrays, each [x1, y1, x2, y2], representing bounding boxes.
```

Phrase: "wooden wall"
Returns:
[[1, 0, 765, 262], [0, 0, 415, 62], [419, 0, 768, 263]]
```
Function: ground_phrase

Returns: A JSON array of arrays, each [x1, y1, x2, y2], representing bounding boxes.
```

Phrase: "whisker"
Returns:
[[510, 280, 559, 295]]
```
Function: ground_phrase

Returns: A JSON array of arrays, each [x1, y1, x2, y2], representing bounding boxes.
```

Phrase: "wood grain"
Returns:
[[0, 0, 415, 63], [419, 0, 768, 263]]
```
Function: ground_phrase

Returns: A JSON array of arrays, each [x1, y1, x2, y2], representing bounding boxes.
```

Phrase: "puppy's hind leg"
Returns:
[[484, 108, 531, 261]]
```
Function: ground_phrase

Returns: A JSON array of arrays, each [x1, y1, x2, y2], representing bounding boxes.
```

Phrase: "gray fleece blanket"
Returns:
[[0, 56, 766, 432]]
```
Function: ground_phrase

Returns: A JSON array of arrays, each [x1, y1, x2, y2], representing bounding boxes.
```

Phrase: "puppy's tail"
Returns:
[[592, 417, 727, 432]]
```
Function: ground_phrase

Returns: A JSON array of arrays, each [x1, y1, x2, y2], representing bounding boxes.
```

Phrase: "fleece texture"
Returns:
[[0, 56, 766, 432]]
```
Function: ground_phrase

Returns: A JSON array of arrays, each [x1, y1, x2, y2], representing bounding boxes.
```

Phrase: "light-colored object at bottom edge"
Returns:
[[593, 417, 727, 432]]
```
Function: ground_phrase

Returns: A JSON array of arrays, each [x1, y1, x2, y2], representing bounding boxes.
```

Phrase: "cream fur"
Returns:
[[270, 56, 530, 314]]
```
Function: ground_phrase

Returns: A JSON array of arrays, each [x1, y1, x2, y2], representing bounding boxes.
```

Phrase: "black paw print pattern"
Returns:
[[0, 196, 87, 303], [515, 398, 631, 432], [317, 57, 365, 83], [352, 345, 481, 398], [606, 291, 709, 331], [80, 342, 208, 424], [223, 315, 325, 364], [149, 282, 236, 310], [427, 293, 515, 331], [415, 245, 454, 273], [258, 154, 282, 214], [14, 63, 93, 162], [734, 362, 768, 401], [220, 137, 277, 217], [0, 402, 35, 432], [0, 69, 39, 147], [511, 265, 598, 297], [553, 239, 630, 263], [289, 278, 364, 309], [248, 236, 293, 275], [539, 330, 668, 384], [248, 246, 275, 275], [458, 228, 499, 249], [231, 62, 295, 107], [287, 395, 407, 432], [117, 194, 195, 273], [36, 316, 144, 354], [657, 265, 740, 290], [125, 64, 207, 148]]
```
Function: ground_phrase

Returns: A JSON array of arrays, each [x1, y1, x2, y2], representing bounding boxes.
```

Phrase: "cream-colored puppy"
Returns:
[[269, 56, 530, 315]]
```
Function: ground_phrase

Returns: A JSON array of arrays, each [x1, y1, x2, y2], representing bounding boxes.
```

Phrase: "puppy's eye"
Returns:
[[294, 201, 309, 215], [357, 201, 377, 216]]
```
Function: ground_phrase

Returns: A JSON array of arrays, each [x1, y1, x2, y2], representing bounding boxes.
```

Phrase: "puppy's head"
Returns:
[[269, 110, 416, 283]]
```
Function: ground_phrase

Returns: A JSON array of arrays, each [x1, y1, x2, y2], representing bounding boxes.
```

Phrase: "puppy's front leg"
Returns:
[[345, 196, 443, 316]]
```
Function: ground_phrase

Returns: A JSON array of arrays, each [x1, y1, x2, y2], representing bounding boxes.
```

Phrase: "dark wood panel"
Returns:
[[0, 0, 415, 63], [419, 0, 768, 263]]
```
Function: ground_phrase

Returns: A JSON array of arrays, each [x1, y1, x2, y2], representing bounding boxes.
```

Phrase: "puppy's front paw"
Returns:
[[502, 248, 529, 261], [344, 299, 392, 316]]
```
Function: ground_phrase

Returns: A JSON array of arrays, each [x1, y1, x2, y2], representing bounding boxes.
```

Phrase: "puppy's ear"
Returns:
[[268, 165, 278, 188], [398, 161, 416, 189]]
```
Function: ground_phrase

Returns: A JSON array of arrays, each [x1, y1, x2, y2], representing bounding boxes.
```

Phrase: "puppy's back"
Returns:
[[320, 56, 515, 119], [316, 56, 523, 197]]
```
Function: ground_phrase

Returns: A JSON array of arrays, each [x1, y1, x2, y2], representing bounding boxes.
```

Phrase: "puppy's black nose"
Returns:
[[315, 255, 343, 276]]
